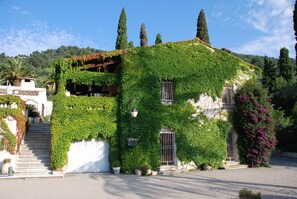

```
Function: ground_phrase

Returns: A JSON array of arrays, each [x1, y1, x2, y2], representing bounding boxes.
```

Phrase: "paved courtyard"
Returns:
[[0, 155, 296, 199]]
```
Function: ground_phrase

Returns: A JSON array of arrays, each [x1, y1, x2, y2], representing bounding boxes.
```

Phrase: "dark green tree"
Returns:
[[279, 47, 295, 85], [0, 58, 34, 86], [155, 33, 162, 44], [262, 56, 277, 93], [115, 8, 128, 50], [196, 9, 210, 45], [128, 41, 134, 48], [294, 0, 297, 69], [140, 23, 148, 47]]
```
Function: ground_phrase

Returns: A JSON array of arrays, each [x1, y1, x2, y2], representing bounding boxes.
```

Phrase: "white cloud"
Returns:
[[234, 0, 295, 57], [0, 22, 94, 56], [12, 5, 29, 15]]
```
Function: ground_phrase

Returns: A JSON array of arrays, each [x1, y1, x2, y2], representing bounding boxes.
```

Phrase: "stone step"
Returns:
[[19, 152, 51, 159], [224, 161, 248, 170], [22, 144, 50, 148], [16, 123, 52, 177], [14, 172, 53, 177], [16, 162, 50, 167], [15, 168, 51, 173], [25, 133, 50, 136], [17, 158, 50, 164], [16, 165, 51, 170], [21, 148, 50, 153]]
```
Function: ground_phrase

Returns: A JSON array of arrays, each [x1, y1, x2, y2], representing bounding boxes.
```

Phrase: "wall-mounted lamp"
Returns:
[[131, 108, 138, 118]]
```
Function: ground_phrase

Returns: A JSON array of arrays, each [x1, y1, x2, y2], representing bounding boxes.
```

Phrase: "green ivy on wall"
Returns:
[[0, 95, 27, 154], [52, 39, 254, 171], [51, 95, 117, 169], [119, 39, 253, 171]]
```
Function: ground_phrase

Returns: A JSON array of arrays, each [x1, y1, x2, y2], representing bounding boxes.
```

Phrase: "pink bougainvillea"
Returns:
[[234, 81, 276, 167]]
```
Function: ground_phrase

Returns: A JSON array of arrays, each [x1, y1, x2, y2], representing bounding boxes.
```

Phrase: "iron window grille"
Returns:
[[161, 81, 173, 104]]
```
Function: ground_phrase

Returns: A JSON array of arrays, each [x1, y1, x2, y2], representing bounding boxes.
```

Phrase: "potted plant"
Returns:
[[112, 160, 121, 175], [138, 163, 151, 176], [2, 158, 11, 174], [134, 166, 142, 176]]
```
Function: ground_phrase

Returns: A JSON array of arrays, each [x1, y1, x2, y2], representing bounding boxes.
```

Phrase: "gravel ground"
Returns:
[[0, 155, 296, 199]]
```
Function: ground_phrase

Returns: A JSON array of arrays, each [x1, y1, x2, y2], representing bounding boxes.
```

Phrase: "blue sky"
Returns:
[[0, 0, 295, 57]]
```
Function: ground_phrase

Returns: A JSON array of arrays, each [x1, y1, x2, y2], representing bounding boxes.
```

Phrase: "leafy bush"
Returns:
[[26, 104, 40, 117], [239, 188, 261, 199], [234, 80, 276, 167], [112, 160, 121, 167]]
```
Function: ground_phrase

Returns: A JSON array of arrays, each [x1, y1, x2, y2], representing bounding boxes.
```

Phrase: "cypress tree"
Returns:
[[128, 41, 134, 48], [115, 8, 128, 50], [196, 9, 210, 45], [140, 23, 148, 47], [262, 56, 277, 93], [279, 47, 296, 84], [155, 33, 162, 44]]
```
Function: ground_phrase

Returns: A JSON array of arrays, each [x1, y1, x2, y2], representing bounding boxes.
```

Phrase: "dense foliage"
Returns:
[[140, 23, 148, 47], [120, 39, 253, 171], [115, 8, 128, 50], [196, 9, 210, 45], [234, 80, 276, 167], [51, 57, 119, 169], [52, 39, 254, 171], [51, 95, 117, 169]]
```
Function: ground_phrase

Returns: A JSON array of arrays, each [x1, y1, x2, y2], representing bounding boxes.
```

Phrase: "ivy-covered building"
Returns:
[[52, 39, 255, 173]]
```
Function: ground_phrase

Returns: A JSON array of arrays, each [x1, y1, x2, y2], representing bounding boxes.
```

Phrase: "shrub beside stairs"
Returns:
[[15, 123, 52, 177]]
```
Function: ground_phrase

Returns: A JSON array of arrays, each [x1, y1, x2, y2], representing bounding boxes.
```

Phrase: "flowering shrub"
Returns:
[[234, 80, 276, 167]]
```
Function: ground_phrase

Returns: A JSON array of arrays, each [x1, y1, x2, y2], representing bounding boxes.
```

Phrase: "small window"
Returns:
[[222, 85, 234, 105], [161, 81, 173, 104]]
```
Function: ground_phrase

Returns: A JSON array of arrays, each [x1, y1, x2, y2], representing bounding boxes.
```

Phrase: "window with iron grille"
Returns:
[[222, 85, 234, 105], [160, 128, 176, 166], [161, 81, 173, 104]]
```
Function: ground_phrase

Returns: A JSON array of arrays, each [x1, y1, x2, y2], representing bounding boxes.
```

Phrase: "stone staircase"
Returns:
[[15, 123, 52, 176]]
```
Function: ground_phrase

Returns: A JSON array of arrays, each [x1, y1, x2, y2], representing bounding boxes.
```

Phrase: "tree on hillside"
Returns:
[[262, 56, 277, 94], [279, 47, 295, 85], [196, 9, 210, 45], [115, 8, 128, 50], [293, 0, 297, 69], [41, 68, 57, 95], [0, 58, 34, 86], [140, 23, 148, 47], [155, 33, 162, 44]]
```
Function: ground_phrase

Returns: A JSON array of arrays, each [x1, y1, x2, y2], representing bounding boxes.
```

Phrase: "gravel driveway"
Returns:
[[1, 155, 296, 199]]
